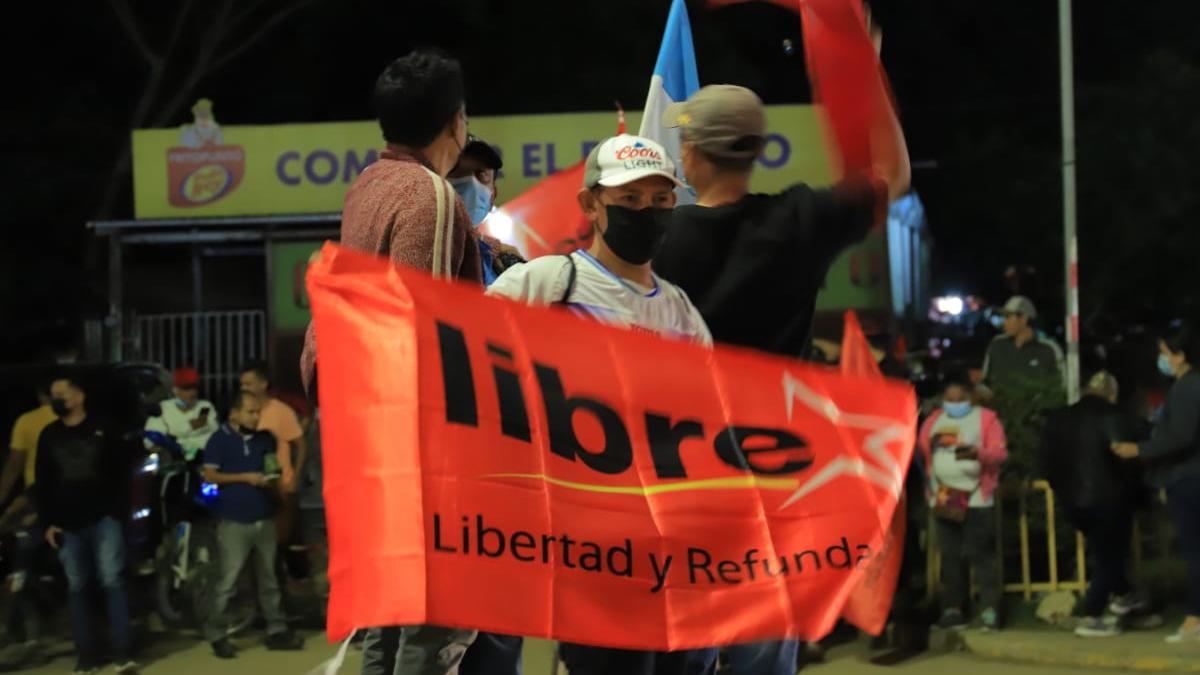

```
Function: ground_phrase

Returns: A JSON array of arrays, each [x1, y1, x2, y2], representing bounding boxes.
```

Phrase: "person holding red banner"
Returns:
[[300, 48, 482, 393], [487, 134, 710, 347], [451, 135, 526, 675], [485, 133, 716, 674], [652, 83, 904, 362], [448, 134, 525, 287], [650, 81, 906, 673], [295, 49, 484, 675]]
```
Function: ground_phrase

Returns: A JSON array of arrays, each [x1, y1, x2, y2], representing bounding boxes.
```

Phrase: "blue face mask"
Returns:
[[1158, 353, 1177, 378], [943, 400, 973, 419], [451, 176, 493, 227], [174, 397, 190, 410]]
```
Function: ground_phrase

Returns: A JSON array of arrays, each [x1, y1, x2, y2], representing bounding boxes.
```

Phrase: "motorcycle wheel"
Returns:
[[155, 524, 217, 632]]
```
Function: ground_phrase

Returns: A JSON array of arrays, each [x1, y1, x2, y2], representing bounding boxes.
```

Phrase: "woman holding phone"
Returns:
[[919, 376, 1009, 631]]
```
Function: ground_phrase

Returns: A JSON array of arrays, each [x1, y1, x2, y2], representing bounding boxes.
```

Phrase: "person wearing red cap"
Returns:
[[144, 366, 219, 461]]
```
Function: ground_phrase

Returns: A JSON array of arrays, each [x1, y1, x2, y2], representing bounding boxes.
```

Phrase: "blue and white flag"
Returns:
[[639, 0, 700, 201]]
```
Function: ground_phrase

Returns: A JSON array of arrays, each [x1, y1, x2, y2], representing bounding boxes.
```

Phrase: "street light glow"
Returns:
[[483, 209, 514, 243], [935, 295, 965, 316]]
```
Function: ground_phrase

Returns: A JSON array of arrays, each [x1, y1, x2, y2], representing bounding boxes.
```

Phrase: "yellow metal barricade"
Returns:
[[927, 480, 1088, 600], [1004, 480, 1087, 599]]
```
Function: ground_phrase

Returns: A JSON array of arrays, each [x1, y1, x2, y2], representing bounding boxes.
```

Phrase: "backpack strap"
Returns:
[[558, 255, 577, 305], [421, 166, 455, 279]]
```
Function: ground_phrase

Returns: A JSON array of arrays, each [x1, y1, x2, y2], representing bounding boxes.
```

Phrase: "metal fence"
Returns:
[[128, 311, 266, 411], [928, 480, 1087, 600], [926, 479, 1175, 601]]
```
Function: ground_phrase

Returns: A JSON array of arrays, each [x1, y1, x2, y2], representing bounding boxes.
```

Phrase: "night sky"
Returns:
[[1, 0, 1196, 361]]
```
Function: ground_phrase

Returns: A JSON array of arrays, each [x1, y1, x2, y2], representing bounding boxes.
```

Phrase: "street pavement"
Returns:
[[12, 632, 1138, 674]]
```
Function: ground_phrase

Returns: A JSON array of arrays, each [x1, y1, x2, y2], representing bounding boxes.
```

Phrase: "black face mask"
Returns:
[[598, 205, 672, 265], [238, 425, 257, 436], [50, 398, 70, 417]]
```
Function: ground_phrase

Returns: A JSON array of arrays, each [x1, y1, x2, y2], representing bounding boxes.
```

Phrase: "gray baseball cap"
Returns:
[[661, 85, 767, 159], [1003, 296, 1038, 319]]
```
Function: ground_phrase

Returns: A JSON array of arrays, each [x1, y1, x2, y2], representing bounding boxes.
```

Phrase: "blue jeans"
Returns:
[[57, 517, 132, 662], [7, 523, 46, 642], [360, 625, 477, 675], [726, 640, 799, 675]]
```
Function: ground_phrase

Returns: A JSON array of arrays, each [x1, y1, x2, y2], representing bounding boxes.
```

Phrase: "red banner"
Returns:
[[838, 311, 905, 635], [310, 244, 915, 648]]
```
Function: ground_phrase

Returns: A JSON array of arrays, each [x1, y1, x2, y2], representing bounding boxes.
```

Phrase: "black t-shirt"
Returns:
[[34, 416, 128, 531], [653, 177, 885, 358]]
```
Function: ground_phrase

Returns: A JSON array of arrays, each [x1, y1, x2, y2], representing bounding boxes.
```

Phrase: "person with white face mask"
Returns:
[[143, 366, 218, 461], [448, 135, 523, 286], [1113, 320, 1200, 644], [919, 376, 1009, 632]]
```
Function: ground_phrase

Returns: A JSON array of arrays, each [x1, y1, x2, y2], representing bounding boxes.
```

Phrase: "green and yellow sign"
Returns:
[[133, 105, 833, 219], [133, 103, 885, 333]]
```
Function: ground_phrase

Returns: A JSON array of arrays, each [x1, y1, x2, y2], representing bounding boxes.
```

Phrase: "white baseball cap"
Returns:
[[583, 134, 684, 189]]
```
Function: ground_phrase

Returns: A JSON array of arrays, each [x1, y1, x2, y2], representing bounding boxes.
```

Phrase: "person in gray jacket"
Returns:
[[1113, 320, 1200, 644]]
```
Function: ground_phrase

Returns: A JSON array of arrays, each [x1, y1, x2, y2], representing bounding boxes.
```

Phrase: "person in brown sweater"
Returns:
[[300, 50, 482, 675], [300, 49, 482, 392]]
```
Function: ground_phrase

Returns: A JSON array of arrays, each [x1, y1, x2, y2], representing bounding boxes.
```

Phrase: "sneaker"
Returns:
[[980, 607, 1000, 632], [73, 659, 99, 675], [211, 638, 237, 659], [1109, 592, 1149, 617], [1075, 617, 1121, 638], [936, 609, 968, 630], [264, 630, 304, 651], [114, 661, 140, 674], [1165, 623, 1200, 644]]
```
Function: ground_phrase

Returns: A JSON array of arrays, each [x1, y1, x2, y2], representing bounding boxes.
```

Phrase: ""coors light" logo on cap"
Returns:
[[614, 142, 664, 161]]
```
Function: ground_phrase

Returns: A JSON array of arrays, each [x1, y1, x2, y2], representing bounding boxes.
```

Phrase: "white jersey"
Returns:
[[144, 398, 220, 459], [486, 250, 712, 346]]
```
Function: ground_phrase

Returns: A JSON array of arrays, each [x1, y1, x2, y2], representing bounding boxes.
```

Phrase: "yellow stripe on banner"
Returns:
[[479, 473, 799, 496]]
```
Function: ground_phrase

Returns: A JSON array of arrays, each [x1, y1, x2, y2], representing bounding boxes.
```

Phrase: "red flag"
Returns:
[[709, 0, 899, 179], [839, 310, 906, 635], [496, 161, 591, 260], [309, 245, 917, 645], [840, 310, 881, 379], [798, 0, 889, 175]]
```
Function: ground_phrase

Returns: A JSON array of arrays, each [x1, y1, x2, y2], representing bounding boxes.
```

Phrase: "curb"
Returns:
[[961, 630, 1200, 673]]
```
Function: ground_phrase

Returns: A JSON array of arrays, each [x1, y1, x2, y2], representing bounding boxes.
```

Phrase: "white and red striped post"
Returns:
[[1060, 0, 1081, 403], [1066, 236, 1080, 402]]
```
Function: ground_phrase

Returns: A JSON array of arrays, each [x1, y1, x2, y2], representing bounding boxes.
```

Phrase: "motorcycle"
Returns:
[[140, 430, 255, 634]]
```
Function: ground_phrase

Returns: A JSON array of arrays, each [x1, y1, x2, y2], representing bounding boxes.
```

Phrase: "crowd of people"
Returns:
[[0, 362, 321, 673], [4, 45, 1200, 675], [295, 47, 904, 675]]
